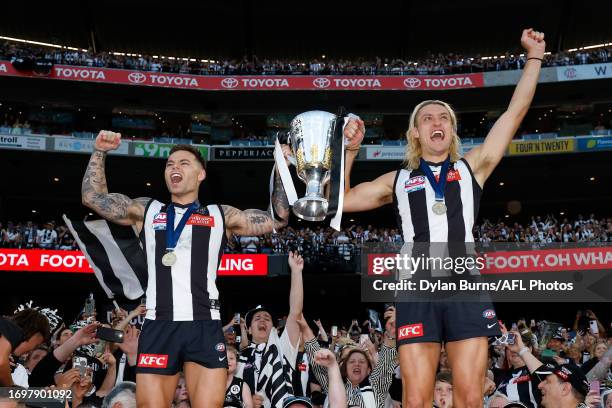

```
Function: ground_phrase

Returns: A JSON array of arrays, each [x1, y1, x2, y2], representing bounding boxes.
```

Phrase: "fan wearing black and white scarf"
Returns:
[[303, 331, 397, 408], [236, 252, 305, 408]]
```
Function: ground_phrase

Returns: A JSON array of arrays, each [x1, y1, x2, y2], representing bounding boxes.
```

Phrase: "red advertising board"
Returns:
[[0, 249, 267, 276], [0, 61, 483, 91]]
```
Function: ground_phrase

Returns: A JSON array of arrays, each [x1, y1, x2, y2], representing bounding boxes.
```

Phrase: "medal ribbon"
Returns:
[[166, 202, 199, 252], [419, 157, 450, 202]]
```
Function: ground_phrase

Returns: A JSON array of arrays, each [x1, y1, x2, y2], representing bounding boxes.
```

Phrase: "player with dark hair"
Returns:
[[82, 132, 290, 407]]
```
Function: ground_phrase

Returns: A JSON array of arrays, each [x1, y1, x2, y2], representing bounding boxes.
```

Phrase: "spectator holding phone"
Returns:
[[505, 330, 590, 408], [493, 328, 541, 408]]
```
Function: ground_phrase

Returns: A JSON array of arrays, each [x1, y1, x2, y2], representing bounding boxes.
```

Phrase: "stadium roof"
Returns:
[[2, 0, 611, 60]]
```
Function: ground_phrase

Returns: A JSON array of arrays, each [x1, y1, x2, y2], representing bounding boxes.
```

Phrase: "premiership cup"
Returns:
[[288, 110, 339, 221]]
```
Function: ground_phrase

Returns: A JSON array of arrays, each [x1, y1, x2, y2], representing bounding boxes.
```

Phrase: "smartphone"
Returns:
[[530, 319, 536, 327], [331, 326, 338, 337], [589, 380, 600, 396], [589, 320, 599, 335], [506, 333, 516, 345], [511, 323, 518, 331], [84, 294, 95, 316], [72, 356, 88, 377], [96, 327, 125, 343], [359, 334, 369, 345], [541, 349, 557, 358], [234, 313, 241, 325], [384, 303, 393, 311]]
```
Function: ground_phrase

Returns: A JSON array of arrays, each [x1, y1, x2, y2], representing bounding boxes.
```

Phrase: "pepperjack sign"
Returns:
[[0, 249, 268, 276], [0, 60, 484, 91], [213, 147, 274, 160]]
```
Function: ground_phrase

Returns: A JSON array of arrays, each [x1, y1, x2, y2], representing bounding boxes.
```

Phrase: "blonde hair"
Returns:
[[404, 100, 462, 169]]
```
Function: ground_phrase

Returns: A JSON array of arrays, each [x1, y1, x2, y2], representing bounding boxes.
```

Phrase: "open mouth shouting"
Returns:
[[170, 172, 183, 186], [431, 129, 445, 142]]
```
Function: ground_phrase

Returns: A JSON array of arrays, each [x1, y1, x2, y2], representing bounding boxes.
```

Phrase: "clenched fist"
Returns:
[[521, 28, 546, 59], [343, 118, 365, 151], [95, 130, 121, 152], [314, 348, 337, 368]]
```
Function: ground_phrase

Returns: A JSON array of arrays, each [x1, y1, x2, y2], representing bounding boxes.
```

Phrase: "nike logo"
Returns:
[[487, 323, 498, 329], [218, 356, 227, 362]]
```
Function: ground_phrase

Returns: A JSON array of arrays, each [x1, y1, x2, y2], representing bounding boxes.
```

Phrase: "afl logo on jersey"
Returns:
[[405, 176, 426, 193], [152, 212, 167, 230], [215, 342, 226, 352], [230, 385, 240, 395]]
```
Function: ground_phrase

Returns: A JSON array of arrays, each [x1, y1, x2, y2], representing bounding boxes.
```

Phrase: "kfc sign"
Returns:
[[138, 354, 169, 368], [398, 323, 424, 339]]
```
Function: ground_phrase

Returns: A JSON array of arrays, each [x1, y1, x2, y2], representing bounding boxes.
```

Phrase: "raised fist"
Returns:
[[343, 118, 365, 150], [95, 130, 121, 152], [521, 28, 546, 59]]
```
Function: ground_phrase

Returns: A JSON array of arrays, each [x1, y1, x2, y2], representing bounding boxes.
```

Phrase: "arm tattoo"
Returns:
[[222, 205, 276, 236], [81, 150, 145, 224], [270, 170, 290, 229], [222, 171, 289, 237]]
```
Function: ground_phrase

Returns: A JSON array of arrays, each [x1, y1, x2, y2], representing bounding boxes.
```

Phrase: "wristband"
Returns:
[[518, 346, 530, 356], [527, 57, 543, 62]]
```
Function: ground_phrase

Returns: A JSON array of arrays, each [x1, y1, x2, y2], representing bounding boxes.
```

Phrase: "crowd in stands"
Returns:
[[1, 285, 610, 407], [1, 40, 611, 76], [2, 214, 611, 255]]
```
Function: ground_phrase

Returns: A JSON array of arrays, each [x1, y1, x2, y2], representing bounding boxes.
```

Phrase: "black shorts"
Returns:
[[136, 319, 228, 375], [395, 302, 501, 346]]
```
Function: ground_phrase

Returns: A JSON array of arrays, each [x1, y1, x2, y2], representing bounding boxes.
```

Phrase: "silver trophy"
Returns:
[[287, 111, 338, 221]]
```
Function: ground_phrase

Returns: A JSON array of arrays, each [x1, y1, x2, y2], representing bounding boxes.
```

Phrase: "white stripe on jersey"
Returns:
[[144, 200, 163, 320], [206, 205, 224, 320]]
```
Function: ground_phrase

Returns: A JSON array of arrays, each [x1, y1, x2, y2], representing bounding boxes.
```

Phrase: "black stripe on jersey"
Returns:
[[217, 205, 228, 270], [460, 158, 482, 222], [407, 168, 430, 242], [191, 207, 211, 320], [154, 227, 173, 320], [70, 220, 124, 296], [107, 222, 148, 291], [392, 170, 403, 239], [445, 162, 466, 242]]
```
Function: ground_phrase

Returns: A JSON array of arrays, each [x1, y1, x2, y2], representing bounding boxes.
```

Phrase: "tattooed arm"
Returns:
[[222, 168, 290, 236], [81, 131, 149, 230]]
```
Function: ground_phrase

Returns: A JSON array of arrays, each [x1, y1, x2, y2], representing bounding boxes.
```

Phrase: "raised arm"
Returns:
[[222, 165, 289, 236], [465, 28, 546, 186], [81, 131, 149, 229], [285, 252, 304, 347]]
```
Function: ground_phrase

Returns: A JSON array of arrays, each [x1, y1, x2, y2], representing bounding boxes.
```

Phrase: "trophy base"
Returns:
[[292, 196, 328, 222]]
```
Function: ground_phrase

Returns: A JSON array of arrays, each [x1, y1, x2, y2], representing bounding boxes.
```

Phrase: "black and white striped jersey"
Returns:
[[140, 200, 226, 321], [393, 158, 481, 243]]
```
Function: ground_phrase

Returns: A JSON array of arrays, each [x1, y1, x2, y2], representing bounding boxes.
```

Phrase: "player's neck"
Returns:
[[421, 150, 449, 164], [171, 192, 199, 206]]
